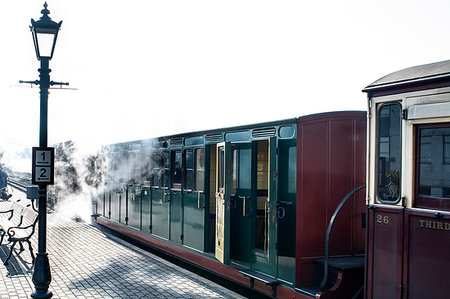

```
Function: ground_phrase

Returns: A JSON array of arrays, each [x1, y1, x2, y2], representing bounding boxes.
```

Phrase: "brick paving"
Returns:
[[0, 191, 245, 299]]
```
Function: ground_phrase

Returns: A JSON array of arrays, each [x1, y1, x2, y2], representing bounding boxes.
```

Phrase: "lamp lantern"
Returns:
[[30, 2, 62, 60]]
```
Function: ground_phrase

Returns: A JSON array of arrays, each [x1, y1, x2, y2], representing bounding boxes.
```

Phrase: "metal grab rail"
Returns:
[[320, 185, 366, 291]]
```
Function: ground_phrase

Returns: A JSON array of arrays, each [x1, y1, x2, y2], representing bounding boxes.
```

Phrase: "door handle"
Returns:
[[239, 196, 250, 217], [164, 191, 170, 202], [277, 206, 286, 219]]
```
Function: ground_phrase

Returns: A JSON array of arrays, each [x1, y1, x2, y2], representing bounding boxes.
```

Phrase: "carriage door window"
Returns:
[[172, 151, 182, 189], [162, 151, 170, 188], [152, 152, 163, 187], [184, 150, 194, 190], [195, 149, 205, 192], [415, 124, 450, 211], [377, 103, 402, 203]]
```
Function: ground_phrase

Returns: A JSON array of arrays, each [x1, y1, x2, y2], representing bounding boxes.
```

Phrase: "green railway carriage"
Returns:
[[94, 112, 367, 298]]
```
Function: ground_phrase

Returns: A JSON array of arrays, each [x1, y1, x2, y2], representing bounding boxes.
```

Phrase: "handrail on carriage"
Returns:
[[320, 185, 366, 291]]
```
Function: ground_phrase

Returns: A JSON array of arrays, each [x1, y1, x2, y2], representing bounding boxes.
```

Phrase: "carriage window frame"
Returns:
[[161, 151, 170, 188], [171, 150, 182, 189], [376, 102, 402, 204], [152, 151, 162, 187], [184, 149, 194, 190], [414, 123, 450, 211], [194, 148, 205, 192]]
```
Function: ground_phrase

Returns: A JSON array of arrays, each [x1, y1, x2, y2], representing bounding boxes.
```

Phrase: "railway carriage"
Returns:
[[93, 113, 366, 298], [363, 60, 450, 299]]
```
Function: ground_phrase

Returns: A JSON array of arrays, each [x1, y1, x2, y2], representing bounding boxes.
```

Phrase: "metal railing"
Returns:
[[320, 185, 366, 291], [7, 178, 29, 193]]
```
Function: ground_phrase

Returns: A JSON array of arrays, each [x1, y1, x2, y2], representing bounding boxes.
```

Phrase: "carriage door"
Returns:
[[251, 137, 278, 275], [277, 139, 297, 283], [151, 151, 170, 239], [170, 150, 183, 243], [183, 148, 206, 251], [215, 142, 231, 263], [229, 142, 256, 265]]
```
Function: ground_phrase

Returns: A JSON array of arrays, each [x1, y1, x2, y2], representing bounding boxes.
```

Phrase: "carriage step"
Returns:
[[314, 256, 364, 270], [295, 286, 319, 298], [239, 269, 279, 297], [314, 256, 365, 298]]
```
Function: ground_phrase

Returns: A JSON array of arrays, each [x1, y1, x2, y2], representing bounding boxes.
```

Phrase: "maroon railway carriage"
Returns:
[[93, 111, 366, 298], [363, 60, 450, 299]]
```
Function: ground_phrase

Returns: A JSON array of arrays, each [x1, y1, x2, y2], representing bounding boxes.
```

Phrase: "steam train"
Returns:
[[92, 60, 450, 298]]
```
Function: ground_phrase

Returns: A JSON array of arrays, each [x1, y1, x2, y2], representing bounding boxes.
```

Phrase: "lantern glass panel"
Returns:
[[36, 32, 55, 58]]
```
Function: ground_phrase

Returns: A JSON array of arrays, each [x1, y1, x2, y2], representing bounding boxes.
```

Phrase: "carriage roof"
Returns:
[[363, 59, 450, 93]]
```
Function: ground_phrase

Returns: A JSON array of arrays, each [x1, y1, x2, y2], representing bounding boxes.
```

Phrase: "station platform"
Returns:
[[0, 193, 244, 299]]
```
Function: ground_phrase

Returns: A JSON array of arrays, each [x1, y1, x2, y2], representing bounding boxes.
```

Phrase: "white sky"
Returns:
[[1, 0, 449, 151]]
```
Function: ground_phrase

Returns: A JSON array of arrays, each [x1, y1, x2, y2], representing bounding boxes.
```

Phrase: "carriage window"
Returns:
[[172, 151, 182, 189], [218, 147, 225, 190], [239, 148, 252, 189], [377, 103, 402, 203], [194, 149, 205, 191], [162, 151, 169, 188], [288, 146, 297, 193], [184, 150, 194, 190], [415, 124, 450, 211], [152, 152, 162, 187], [231, 148, 237, 194]]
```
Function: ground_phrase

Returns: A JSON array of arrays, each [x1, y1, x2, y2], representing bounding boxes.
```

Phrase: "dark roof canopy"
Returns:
[[363, 59, 450, 93]]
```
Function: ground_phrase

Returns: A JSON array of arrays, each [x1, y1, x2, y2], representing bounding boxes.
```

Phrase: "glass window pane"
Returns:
[[194, 149, 204, 191], [152, 152, 162, 187], [185, 150, 194, 190], [162, 151, 169, 188], [288, 146, 297, 193], [377, 103, 402, 202], [238, 148, 251, 189], [231, 149, 237, 194], [418, 126, 450, 199], [172, 151, 182, 188], [219, 148, 224, 189]]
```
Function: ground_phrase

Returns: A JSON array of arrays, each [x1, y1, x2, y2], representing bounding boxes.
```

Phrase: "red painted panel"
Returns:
[[296, 112, 366, 287], [406, 211, 450, 299], [366, 207, 403, 299]]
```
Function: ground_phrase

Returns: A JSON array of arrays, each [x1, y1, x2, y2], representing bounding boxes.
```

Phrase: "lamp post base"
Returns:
[[31, 253, 52, 299]]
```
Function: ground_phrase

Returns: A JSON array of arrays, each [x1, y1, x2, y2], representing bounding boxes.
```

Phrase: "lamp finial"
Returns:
[[41, 2, 50, 18]]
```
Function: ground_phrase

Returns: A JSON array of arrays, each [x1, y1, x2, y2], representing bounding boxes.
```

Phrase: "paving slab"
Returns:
[[0, 190, 245, 299]]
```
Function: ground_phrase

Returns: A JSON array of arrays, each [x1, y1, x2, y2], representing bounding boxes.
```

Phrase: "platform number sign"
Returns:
[[32, 147, 55, 185]]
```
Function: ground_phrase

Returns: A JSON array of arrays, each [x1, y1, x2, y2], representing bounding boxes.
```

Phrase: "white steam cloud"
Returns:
[[51, 139, 156, 222], [0, 143, 32, 174]]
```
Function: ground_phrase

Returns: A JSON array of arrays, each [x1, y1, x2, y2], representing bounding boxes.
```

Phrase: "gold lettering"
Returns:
[[418, 219, 450, 231]]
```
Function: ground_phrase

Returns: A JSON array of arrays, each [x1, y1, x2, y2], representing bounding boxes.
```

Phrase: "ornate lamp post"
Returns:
[[28, 3, 62, 298]]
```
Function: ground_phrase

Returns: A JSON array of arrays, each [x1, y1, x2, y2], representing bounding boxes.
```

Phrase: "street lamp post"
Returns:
[[28, 3, 62, 298]]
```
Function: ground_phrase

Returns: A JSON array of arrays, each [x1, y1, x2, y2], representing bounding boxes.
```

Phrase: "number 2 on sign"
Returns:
[[40, 168, 47, 178]]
